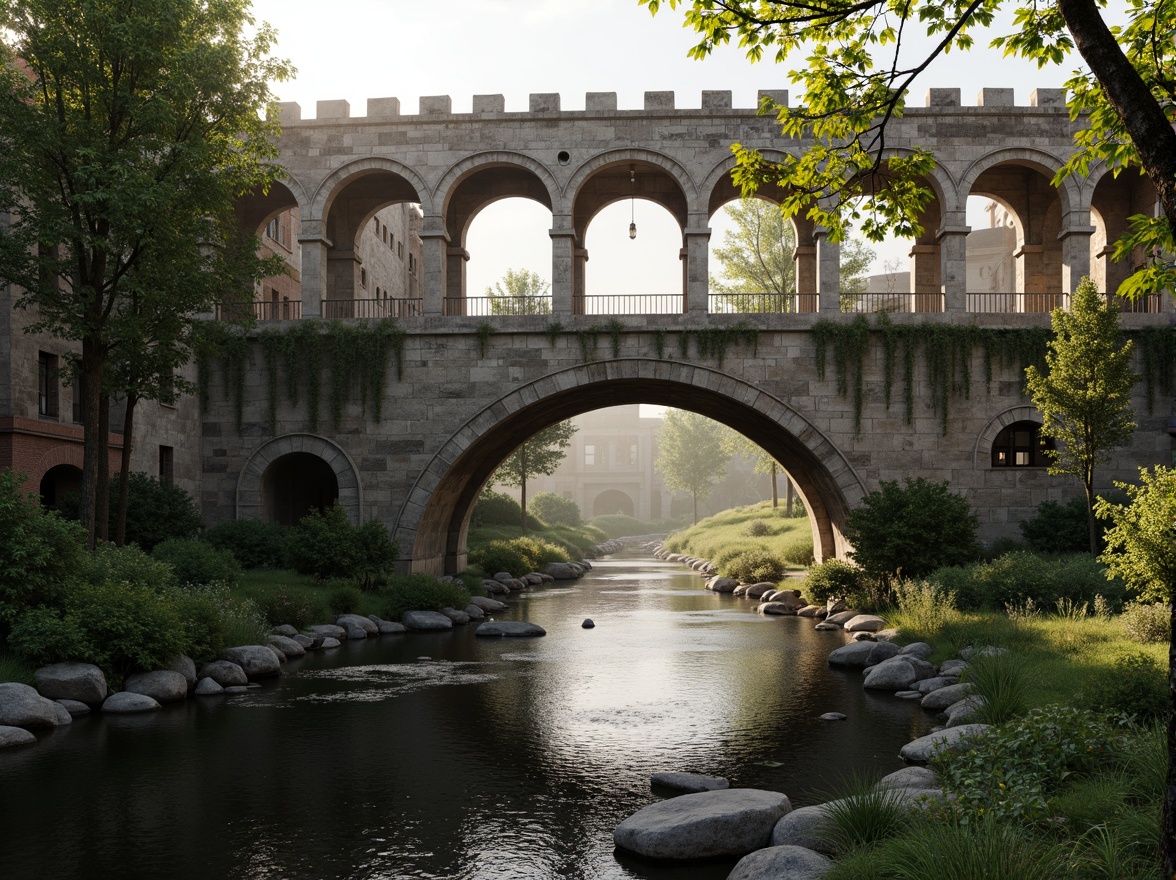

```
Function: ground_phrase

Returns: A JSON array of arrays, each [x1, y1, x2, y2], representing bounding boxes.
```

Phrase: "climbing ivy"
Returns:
[[575, 325, 604, 362], [476, 323, 493, 359], [545, 321, 564, 347], [653, 329, 667, 359], [677, 322, 759, 367], [1136, 325, 1176, 413]]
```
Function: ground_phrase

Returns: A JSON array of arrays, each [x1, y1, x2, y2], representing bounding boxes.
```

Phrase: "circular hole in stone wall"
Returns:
[[557, 150, 571, 165]]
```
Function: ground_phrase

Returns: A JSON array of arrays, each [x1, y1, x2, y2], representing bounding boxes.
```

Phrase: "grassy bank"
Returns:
[[663, 502, 813, 577]]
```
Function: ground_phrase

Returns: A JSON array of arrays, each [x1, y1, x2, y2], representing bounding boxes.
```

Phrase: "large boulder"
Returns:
[[401, 611, 454, 631], [920, 682, 974, 711], [827, 642, 876, 668], [102, 692, 161, 714], [376, 620, 407, 634], [337, 614, 378, 636], [0, 682, 71, 729], [758, 601, 800, 616], [728, 845, 834, 880], [194, 677, 225, 696], [468, 596, 508, 612], [33, 662, 108, 705], [123, 671, 188, 703], [706, 576, 739, 593], [219, 646, 281, 679], [165, 655, 197, 688], [863, 660, 919, 691], [899, 642, 935, 660], [439, 607, 470, 625], [650, 772, 730, 793], [56, 699, 91, 717], [843, 614, 887, 633], [267, 635, 307, 658], [824, 610, 860, 626], [745, 582, 776, 599], [613, 788, 791, 860], [307, 624, 348, 640], [899, 724, 990, 764], [864, 642, 901, 666], [769, 805, 834, 854], [0, 725, 36, 749], [876, 766, 940, 792], [197, 661, 248, 688], [944, 695, 986, 727], [542, 562, 583, 580], [475, 621, 546, 637], [464, 604, 485, 620]]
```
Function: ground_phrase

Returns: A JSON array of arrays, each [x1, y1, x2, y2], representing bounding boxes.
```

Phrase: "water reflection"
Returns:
[[0, 552, 929, 880]]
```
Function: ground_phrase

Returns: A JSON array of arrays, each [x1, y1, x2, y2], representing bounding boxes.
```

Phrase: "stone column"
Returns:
[[814, 228, 841, 312], [573, 247, 589, 315], [419, 216, 448, 317], [446, 246, 469, 314], [326, 250, 359, 316], [297, 221, 331, 319], [909, 243, 941, 312], [793, 245, 817, 312], [1015, 244, 1051, 312], [683, 226, 711, 313], [1059, 213, 1095, 294], [549, 219, 576, 316], [937, 222, 970, 312]]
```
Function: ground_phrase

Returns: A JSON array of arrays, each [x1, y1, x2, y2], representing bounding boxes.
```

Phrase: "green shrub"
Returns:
[[930, 551, 1124, 612], [780, 532, 815, 566], [711, 541, 759, 569], [845, 478, 981, 583], [721, 548, 786, 583], [530, 492, 581, 526], [201, 519, 289, 569], [218, 595, 271, 647], [152, 538, 241, 586], [163, 584, 230, 665], [285, 505, 397, 588], [10, 580, 186, 683], [58, 472, 203, 552], [963, 650, 1030, 724], [589, 513, 681, 538], [744, 519, 772, 537], [468, 540, 530, 576], [0, 652, 35, 685], [85, 542, 176, 591], [0, 470, 86, 630], [802, 559, 863, 604], [379, 575, 471, 621], [471, 491, 542, 529], [1020, 498, 1094, 554], [508, 536, 569, 570], [250, 586, 322, 630], [1083, 652, 1167, 721], [328, 583, 363, 617], [1120, 601, 1170, 643]]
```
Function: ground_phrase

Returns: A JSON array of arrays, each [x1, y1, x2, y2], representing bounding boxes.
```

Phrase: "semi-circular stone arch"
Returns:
[[234, 178, 308, 237], [959, 148, 1080, 216], [568, 149, 695, 233], [396, 359, 867, 574], [437, 151, 561, 221], [972, 405, 1042, 469], [236, 434, 363, 523], [309, 157, 434, 223]]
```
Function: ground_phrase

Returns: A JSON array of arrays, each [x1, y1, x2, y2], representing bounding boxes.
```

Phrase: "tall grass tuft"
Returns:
[[889, 579, 960, 639], [964, 650, 1029, 724], [875, 815, 1066, 880], [0, 652, 36, 685], [819, 774, 910, 855]]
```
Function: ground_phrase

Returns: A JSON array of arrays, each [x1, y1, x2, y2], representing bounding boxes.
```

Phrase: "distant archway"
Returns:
[[592, 489, 635, 518]]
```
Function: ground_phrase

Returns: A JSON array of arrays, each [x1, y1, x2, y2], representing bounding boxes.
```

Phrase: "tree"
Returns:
[[1096, 466, 1176, 605], [723, 429, 795, 513], [487, 268, 552, 315], [0, 0, 292, 546], [492, 421, 577, 529], [1025, 277, 1137, 554], [709, 199, 874, 312], [641, 0, 1176, 298], [655, 410, 732, 523]]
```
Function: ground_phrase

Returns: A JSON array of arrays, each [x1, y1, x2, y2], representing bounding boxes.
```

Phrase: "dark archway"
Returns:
[[39, 464, 82, 510], [592, 489, 635, 518], [260, 452, 340, 526]]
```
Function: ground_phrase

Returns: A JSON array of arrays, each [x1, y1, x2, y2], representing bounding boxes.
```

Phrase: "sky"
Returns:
[[249, 0, 1076, 295]]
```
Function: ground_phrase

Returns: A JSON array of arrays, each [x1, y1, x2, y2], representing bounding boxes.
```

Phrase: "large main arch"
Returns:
[[396, 359, 867, 574]]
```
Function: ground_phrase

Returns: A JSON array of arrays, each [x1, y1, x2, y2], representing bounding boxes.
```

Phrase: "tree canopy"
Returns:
[[492, 421, 578, 528], [1025, 277, 1137, 553], [1096, 466, 1176, 605], [0, 0, 291, 544], [655, 410, 732, 522], [487, 268, 552, 315]]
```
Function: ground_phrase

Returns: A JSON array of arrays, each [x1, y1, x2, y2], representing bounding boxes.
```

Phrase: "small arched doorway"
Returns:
[[592, 489, 635, 518], [260, 452, 340, 526], [39, 464, 82, 510]]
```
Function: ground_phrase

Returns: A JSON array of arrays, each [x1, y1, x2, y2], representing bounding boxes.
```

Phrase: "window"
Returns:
[[360, 267, 367, 289], [38, 351, 58, 417], [373, 218, 380, 233], [397, 242, 404, 259], [264, 217, 286, 247], [991, 421, 1053, 467], [584, 444, 595, 466], [159, 446, 174, 483], [408, 253, 416, 276], [382, 227, 388, 244], [389, 232, 395, 250]]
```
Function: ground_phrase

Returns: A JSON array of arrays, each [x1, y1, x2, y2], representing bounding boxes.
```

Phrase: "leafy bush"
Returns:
[[379, 575, 472, 621], [589, 513, 682, 538], [471, 491, 542, 529], [285, 505, 398, 588], [0, 470, 86, 630], [530, 492, 581, 526], [1083, 652, 1167, 721], [328, 583, 363, 617], [163, 585, 230, 665], [1120, 601, 1170, 643], [802, 559, 863, 604], [845, 478, 981, 583], [152, 538, 241, 586], [85, 542, 176, 591], [1020, 498, 1094, 554], [9, 580, 186, 683], [468, 536, 568, 575], [928, 551, 1124, 612], [201, 519, 289, 569], [744, 519, 772, 537], [249, 586, 322, 630], [509, 536, 569, 570], [1096, 465, 1176, 603], [780, 532, 815, 566], [0, 652, 35, 685], [58, 472, 203, 552], [217, 595, 271, 647], [931, 705, 1114, 823], [721, 548, 786, 583]]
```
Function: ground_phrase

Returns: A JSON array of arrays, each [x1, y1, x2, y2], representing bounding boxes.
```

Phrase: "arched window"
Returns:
[[991, 420, 1053, 467]]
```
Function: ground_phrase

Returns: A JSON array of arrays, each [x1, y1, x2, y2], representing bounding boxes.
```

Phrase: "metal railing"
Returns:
[[215, 300, 302, 321], [578, 294, 684, 315], [706, 292, 820, 313], [443, 296, 553, 317], [323, 297, 422, 319], [842, 293, 945, 313]]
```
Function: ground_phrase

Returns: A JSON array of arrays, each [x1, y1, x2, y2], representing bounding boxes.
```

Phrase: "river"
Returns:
[[0, 550, 931, 880]]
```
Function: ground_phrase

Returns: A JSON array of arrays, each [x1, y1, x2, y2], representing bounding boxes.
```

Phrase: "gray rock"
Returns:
[[223, 686, 250, 693], [51, 701, 72, 725], [483, 579, 510, 596], [165, 655, 197, 688], [268, 635, 306, 657], [524, 573, 544, 585], [492, 571, 515, 583], [218, 646, 281, 678], [769, 805, 834, 853], [0, 725, 36, 749], [915, 676, 953, 694], [921, 682, 974, 711], [439, 607, 470, 625], [728, 845, 834, 880], [464, 604, 485, 620], [706, 576, 739, 593], [307, 624, 348, 640], [542, 562, 583, 580], [0, 682, 71, 729], [819, 712, 846, 721], [745, 582, 777, 599], [582, 618, 595, 629], [336, 619, 369, 640], [320, 637, 341, 649], [843, 614, 886, 633], [876, 766, 939, 792], [377, 621, 407, 634], [872, 654, 936, 681], [863, 660, 918, 690], [944, 695, 986, 726], [475, 621, 546, 637], [102, 692, 161, 714], [796, 605, 826, 618], [469, 596, 508, 612], [194, 677, 225, 696], [650, 772, 730, 793], [813, 622, 843, 631], [827, 642, 876, 668], [874, 628, 901, 642], [899, 642, 934, 660], [267, 644, 287, 664], [271, 624, 298, 637], [292, 634, 319, 649], [899, 724, 991, 763], [56, 699, 91, 717], [33, 662, 108, 705], [824, 610, 860, 626], [733, 584, 752, 597], [895, 690, 924, 699], [613, 788, 792, 860], [865, 642, 901, 666], [197, 661, 248, 688], [758, 601, 800, 616], [959, 645, 1006, 660], [401, 611, 454, 631], [337, 614, 378, 635], [851, 631, 876, 642], [123, 670, 188, 703], [939, 659, 968, 675]]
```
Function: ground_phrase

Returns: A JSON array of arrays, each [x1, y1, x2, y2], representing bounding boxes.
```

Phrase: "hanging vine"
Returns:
[[475, 323, 493, 359], [258, 328, 283, 434], [677, 322, 759, 368], [545, 321, 564, 347], [653, 329, 667, 360], [575, 326, 603, 362], [1136, 325, 1176, 413]]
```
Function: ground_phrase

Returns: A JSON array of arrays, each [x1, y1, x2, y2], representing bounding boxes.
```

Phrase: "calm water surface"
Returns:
[[0, 551, 931, 880]]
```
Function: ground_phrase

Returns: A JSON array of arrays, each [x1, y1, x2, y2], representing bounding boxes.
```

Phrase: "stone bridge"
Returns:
[[200, 89, 1169, 574]]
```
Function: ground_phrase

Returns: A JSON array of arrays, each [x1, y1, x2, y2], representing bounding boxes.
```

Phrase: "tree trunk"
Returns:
[[1167, 589, 1176, 880], [115, 393, 138, 546], [786, 476, 794, 517], [692, 489, 698, 524], [770, 462, 779, 509], [78, 343, 104, 549], [1083, 480, 1097, 556], [519, 445, 528, 532], [97, 392, 110, 543]]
